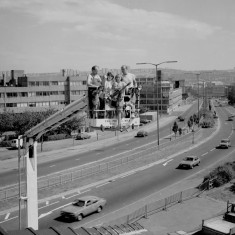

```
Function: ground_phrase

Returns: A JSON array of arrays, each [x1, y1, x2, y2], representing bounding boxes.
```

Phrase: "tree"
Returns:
[[172, 121, 178, 138]]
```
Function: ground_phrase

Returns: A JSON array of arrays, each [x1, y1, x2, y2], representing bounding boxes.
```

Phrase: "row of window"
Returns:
[[0, 90, 86, 98], [28, 81, 86, 87], [1, 101, 67, 108]]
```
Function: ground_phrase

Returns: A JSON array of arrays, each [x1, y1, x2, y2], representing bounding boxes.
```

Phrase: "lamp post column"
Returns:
[[196, 73, 200, 127], [155, 66, 160, 148]]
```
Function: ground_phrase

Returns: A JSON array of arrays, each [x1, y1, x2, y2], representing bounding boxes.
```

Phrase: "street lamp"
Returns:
[[136, 61, 178, 148]]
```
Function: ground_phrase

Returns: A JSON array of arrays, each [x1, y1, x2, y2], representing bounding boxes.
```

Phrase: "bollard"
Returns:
[[144, 205, 148, 219]]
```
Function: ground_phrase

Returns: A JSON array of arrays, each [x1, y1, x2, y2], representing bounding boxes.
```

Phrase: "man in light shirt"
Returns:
[[87, 65, 102, 87], [121, 65, 137, 94]]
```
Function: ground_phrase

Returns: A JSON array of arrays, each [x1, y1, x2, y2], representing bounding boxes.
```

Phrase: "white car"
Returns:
[[178, 156, 200, 169], [219, 139, 231, 149]]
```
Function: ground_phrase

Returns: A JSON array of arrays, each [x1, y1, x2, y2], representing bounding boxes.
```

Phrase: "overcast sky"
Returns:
[[0, 0, 235, 73]]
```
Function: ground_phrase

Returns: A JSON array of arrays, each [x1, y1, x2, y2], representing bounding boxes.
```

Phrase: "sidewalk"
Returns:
[[0, 103, 194, 174]]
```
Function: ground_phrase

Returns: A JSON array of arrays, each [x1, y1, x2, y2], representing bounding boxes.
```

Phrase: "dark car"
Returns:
[[140, 119, 151, 124], [76, 133, 91, 140], [136, 130, 148, 137], [178, 116, 185, 122]]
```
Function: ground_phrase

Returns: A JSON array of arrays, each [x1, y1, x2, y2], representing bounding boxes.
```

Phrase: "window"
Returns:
[[50, 91, 58, 95], [51, 81, 58, 86], [29, 102, 36, 107], [50, 101, 59, 106], [29, 82, 35, 86], [6, 103, 17, 107], [43, 81, 49, 86], [18, 92, 28, 97], [58, 91, 65, 95], [28, 92, 36, 97], [82, 81, 87, 85], [17, 103, 27, 107], [6, 93, 17, 97]]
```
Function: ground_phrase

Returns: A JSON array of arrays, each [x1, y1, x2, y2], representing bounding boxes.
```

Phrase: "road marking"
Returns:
[[49, 165, 56, 168], [210, 148, 215, 151], [64, 193, 80, 200], [96, 182, 110, 188], [0, 216, 18, 224], [120, 172, 135, 178], [76, 158, 80, 161], [96, 153, 101, 155], [81, 189, 91, 194], [39, 201, 59, 210], [4, 213, 10, 220], [46, 201, 49, 205], [38, 211, 52, 219], [201, 152, 208, 156], [163, 159, 173, 166]]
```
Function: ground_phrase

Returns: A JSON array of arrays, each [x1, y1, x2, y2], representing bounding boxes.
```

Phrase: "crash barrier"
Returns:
[[0, 127, 201, 202], [104, 180, 211, 226]]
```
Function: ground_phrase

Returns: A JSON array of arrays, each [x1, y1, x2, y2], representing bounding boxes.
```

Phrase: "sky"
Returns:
[[0, 0, 235, 73]]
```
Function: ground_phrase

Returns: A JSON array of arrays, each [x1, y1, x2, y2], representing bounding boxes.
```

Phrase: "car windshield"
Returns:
[[72, 200, 85, 207], [184, 157, 194, 161], [221, 140, 228, 143]]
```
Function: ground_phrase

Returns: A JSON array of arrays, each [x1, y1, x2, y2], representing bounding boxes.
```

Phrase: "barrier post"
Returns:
[[144, 205, 148, 219]]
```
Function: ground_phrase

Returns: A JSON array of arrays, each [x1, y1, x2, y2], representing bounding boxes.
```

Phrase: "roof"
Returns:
[[76, 195, 100, 201], [3, 222, 153, 235]]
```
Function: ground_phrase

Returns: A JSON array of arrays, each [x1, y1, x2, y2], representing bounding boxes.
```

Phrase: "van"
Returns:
[[11, 139, 23, 148]]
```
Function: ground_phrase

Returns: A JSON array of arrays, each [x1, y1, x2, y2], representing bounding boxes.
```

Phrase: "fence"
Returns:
[[104, 180, 210, 226], [0, 127, 201, 202]]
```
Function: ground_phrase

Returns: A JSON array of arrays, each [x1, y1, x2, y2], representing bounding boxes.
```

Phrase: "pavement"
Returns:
[[1, 100, 229, 235]]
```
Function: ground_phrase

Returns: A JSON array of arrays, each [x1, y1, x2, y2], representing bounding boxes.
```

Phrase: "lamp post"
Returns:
[[136, 61, 177, 148]]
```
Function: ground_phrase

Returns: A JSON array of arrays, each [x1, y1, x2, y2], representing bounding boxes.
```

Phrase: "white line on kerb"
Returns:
[[0, 216, 17, 224], [96, 182, 110, 188], [210, 148, 215, 151], [39, 201, 59, 210], [201, 152, 208, 156], [49, 165, 56, 168], [64, 193, 80, 200], [4, 213, 10, 220]]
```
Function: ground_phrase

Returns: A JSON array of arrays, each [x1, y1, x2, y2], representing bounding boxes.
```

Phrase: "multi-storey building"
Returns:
[[0, 70, 87, 113], [136, 73, 182, 114]]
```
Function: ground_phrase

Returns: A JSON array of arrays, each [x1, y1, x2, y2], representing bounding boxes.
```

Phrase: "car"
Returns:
[[140, 119, 151, 124], [60, 196, 106, 221], [76, 132, 91, 140], [136, 130, 148, 137], [178, 116, 185, 122], [228, 117, 234, 121], [219, 139, 231, 149], [178, 156, 200, 169]]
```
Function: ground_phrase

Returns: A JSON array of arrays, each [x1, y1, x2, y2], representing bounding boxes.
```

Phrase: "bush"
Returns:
[[0, 140, 12, 147], [203, 164, 234, 188], [47, 134, 71, 141]]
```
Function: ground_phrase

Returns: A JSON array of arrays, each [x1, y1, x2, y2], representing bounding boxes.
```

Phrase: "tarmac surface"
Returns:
[[1, 101, 232, 235]]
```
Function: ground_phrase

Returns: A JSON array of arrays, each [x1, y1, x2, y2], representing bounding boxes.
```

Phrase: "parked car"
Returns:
[[140, 119, 151, 124], [219, 139, 231, 149], [10, 138, 23, 149], [178, 116, 185, 122], [60, 196, 106, 221], [228, 117, 234, 121], [178, 156, 200, 169], [136, 130, 148, 137], [76, 133, 91, 140]]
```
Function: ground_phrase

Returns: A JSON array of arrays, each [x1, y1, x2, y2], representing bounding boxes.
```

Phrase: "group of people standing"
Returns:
[[87, 65, 138, 113]]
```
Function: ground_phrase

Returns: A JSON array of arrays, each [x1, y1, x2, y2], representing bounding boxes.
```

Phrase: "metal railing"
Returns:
[[0, 127, 200, 201], [104, 180, 210, 226]]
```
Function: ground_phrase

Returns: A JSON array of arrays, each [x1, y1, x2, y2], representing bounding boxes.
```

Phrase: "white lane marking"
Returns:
[[4, 213, 10, 220], [96, 153, 101, 155], [62, 196, 65, 199], [38, 211, 52, 219], [120, 172, 135, 178], [49, 165, 56, 168], [96, 182, 110, 188], [201, 152, 208, 156], [39, 201, 59, 210], [76, 158, 80, 161], [81, 189, 91, 194], [210, 148, 215, 151], [163, 159, 173, 166], [0, 216, 18, 224], [64, 193, 80, 200]]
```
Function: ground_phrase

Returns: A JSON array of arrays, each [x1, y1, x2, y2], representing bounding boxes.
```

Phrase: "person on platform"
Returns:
[[87, 65, 102, 87], [120, 65, 137, 94]]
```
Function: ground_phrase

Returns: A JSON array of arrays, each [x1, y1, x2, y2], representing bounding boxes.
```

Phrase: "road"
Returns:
[[0, 102, 199, 187], [0, 104, 234, 231]]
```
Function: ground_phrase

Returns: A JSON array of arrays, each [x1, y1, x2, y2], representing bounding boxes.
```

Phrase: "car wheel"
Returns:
[[77, 214, 83, 221], [190, 165, 193, 169], [97, 206, 102, 213]]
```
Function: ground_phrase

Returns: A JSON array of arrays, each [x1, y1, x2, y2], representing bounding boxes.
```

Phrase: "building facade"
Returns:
[[0, 70, 87, 113]]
